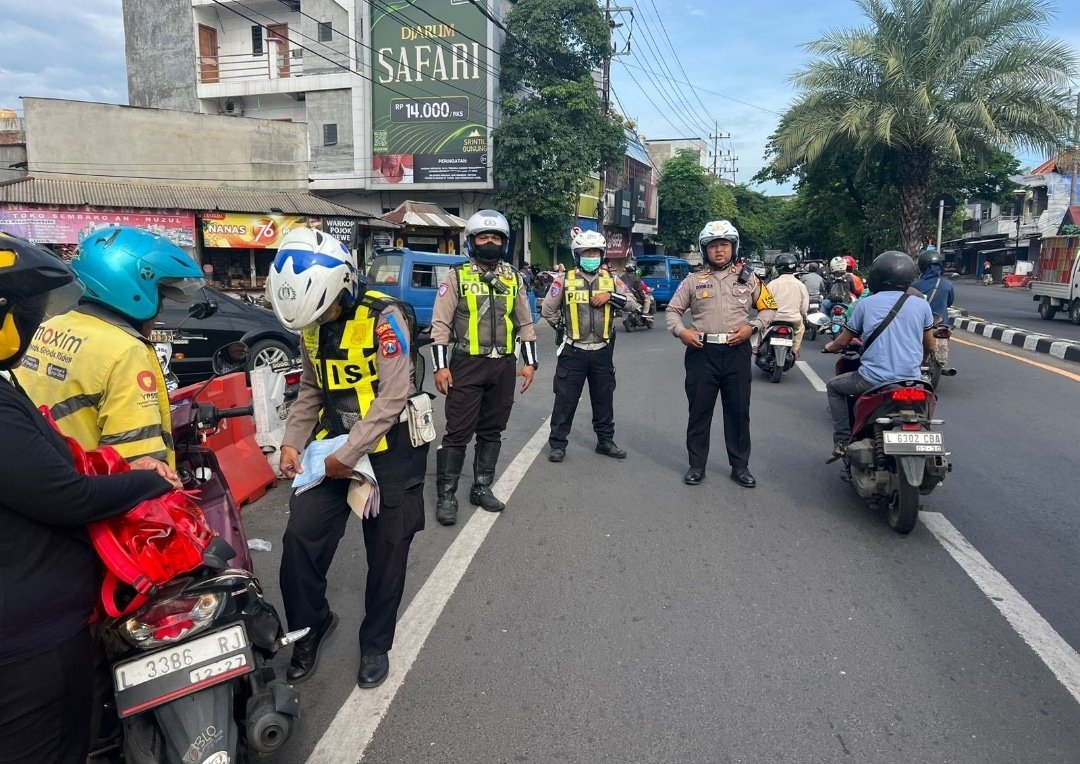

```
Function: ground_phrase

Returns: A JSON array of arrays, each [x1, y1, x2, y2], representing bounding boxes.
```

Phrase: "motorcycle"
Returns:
[[754, 321, 799, 383], [824, 302, 847, 340], [805, 299, 822, 341], [921, 324, 957, 389], [826, 346, 951, 534], [622, 306, 653, 332], [91, 343, 306, 764]]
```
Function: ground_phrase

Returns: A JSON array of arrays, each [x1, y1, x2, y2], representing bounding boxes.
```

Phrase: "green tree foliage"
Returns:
[[493, 0, 625, 251], [657, 150, 735, 254], [728, 186, 784, 257], [761, 0, 1077, 256]]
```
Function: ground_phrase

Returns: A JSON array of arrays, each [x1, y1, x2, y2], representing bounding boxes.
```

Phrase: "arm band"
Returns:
[[432, 344, 449, 371], [520, 340, 538, 368]]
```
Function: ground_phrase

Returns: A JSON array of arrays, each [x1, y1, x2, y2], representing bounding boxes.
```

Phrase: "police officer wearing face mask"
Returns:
[[541, 230, 638, 462], [430, 210, 538, 526], [666, 220, 777, 488]]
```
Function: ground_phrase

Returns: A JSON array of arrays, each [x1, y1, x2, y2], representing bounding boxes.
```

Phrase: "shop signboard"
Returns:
[[0, 204, 196, 247], [370, 0, 491, 186], [201, 213, 321, 249], [323, 217, 358, 246]]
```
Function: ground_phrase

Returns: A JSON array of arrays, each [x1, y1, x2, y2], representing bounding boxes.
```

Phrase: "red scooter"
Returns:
[[829, 348, 951, 534]]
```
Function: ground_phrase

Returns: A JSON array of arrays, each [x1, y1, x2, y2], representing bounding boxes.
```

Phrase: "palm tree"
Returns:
[[766, 0, 1078, 256]]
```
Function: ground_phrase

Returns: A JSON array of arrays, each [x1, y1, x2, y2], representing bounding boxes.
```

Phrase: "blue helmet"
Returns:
[[73, 227, 204, 322]]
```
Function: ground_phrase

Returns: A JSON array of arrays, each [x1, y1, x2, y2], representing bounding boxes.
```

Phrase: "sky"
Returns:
[[0, 0, 1078, 194]]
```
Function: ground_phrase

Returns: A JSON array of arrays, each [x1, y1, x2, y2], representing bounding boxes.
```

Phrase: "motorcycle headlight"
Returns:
[[120, 592, 223, 648]]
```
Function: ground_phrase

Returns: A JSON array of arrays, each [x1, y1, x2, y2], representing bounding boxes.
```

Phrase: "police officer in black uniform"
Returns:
[[541, 229, 638, 461], [268, 228, 428, 690], [430, 210, 538, 526], [666, 220, 777, 487]]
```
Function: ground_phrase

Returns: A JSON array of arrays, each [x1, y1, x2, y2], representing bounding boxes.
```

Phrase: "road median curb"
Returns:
[[952, 315, 1080, 364]]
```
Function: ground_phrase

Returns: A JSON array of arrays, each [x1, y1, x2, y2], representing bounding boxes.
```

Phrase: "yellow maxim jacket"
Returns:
[[19, 305, 174, 466]]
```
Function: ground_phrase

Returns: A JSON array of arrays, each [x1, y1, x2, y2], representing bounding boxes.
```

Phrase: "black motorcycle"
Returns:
[[622, 306, 653, 332], [755, 321, 799, 383]]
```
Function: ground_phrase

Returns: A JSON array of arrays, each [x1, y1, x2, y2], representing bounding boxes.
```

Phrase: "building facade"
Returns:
[[122, 0, 504, 219]]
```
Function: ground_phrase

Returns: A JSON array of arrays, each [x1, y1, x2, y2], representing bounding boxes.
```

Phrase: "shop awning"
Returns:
[[0, 176, 379, 219], [380, 200, 466, 229]]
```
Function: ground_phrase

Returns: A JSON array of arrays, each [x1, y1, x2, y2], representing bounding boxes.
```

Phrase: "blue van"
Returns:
[[637, 256, 693, 307], [366, 248, 537, 327]]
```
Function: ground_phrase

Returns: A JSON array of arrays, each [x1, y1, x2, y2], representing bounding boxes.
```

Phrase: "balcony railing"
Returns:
[[198, 50, 304, 84]]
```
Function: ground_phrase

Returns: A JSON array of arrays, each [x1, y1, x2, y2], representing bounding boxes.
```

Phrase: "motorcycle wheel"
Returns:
[[770, 363, 783, 383], [888, 465, 920, 534], [808, 325, 817, 341], [623, 316, 634, 332]]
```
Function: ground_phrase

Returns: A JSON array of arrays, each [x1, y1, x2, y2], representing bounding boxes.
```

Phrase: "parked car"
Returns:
[[637, 255, 693, 307], [154, 286, 300, 385], [367, 247, 538, 326], [748, 259, 768, 278]]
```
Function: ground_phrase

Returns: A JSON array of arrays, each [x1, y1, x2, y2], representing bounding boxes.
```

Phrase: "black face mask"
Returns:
[[474, 242, 503, 263]]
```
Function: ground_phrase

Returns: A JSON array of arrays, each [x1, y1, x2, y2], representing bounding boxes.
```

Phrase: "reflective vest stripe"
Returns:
[[459, 268, 516, 354], [564, 274, 615, 341]]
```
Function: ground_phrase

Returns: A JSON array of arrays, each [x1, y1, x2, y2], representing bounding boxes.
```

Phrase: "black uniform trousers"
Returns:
[[684, 342, 752, 470], [0, 628, 94, 764], [280, 423, 428, 654], [442, 353, 517, 448], [549, 341, 616, 448]]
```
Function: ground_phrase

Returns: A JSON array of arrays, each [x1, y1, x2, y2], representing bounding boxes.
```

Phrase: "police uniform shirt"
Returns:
[[430, 260, 538, 348], [665, 265, 778, 336], [541, 267, 639, 344], [282, 303, 414, 466]]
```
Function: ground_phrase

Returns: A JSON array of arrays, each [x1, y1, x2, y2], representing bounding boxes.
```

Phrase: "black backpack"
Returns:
[[827, 275, 849, 302]]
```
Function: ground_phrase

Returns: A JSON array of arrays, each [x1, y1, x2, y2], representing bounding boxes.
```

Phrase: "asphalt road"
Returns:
[[241, 320, 1080, 763], [952, 279, 1080, 342]]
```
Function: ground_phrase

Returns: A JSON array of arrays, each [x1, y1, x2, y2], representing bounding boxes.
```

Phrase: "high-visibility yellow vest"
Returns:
[[563, 271, 616, 341], [20, 307, 174, 466], [302, 290, 397, 453], [454, 265, 519, 355]]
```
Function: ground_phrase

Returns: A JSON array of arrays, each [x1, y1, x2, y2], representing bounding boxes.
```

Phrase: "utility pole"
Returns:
[[709, 123, 730, 178], [597, 0, 632, 230]]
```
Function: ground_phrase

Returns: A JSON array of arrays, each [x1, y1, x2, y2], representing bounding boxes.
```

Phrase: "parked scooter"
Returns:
[[622, 306, 654, 332], [824, 344, 951, 534], [754, 321, 799, 383], [91, 343, 305, 764]]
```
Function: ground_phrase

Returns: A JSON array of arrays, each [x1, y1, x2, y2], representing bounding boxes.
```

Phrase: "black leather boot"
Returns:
[[469, 441, 505, 512], [435, 447, 465, 526]]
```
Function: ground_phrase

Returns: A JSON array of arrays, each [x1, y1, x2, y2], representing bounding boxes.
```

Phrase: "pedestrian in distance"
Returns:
[[666, 220, 777, 488], [268, 228, 430, 690], [429, 210, 539, 526], [541, 229, 638, 463]]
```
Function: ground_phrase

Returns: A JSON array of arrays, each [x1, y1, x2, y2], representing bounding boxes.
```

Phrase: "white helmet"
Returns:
[[267, 228, 359, 331], [571, 229, 607, 257], [829, 256, 847, 274], [464, 209, 511, 261], [698, 220, 740, 258]]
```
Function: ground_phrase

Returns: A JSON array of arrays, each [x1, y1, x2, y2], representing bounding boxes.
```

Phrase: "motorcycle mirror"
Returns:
[[188, 300, 218, 320], [211, 342, 250, 376]]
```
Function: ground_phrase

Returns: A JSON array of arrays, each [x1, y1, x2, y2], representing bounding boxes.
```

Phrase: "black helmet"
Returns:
[[775, 253, 798, 274], [918, 247, 943, 271], [808, 262, 819, 272], [868, 250, 919, 293], [0, 232, 81, 369]]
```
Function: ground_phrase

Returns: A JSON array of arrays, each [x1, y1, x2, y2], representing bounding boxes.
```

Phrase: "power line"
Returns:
[[613, 57, 704, 139], [640, 0, 722, 130], [616, 60, 783, 115], [23, 165, 415, 183]]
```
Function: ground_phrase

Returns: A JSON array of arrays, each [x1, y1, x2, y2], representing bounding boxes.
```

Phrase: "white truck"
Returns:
[[1032, 236, 1080, 324]]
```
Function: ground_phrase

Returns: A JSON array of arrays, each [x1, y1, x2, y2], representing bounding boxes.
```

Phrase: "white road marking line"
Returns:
[[305, 422, 551, 764], [796, 360, 828, 392], [922, 512, 1080, 706]]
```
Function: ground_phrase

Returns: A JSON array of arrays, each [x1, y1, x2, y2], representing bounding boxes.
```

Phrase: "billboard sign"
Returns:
[[370, 1, 491, 186], [0, 204, 196, 247], [201, 213, 322, 249]]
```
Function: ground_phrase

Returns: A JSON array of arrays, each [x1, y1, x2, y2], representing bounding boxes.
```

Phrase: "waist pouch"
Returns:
[[406, 392, 437, 447], [39, 406, 214, 618]]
